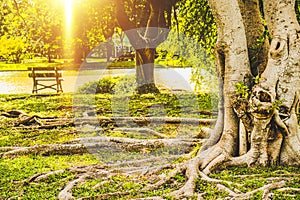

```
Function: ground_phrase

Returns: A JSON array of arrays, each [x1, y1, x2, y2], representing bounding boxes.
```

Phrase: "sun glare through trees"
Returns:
[[64, 0, 73, 57], [1, 0, 300, 199]]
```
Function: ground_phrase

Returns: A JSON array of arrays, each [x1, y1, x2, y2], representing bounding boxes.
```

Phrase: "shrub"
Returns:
[[97, 76, 120, 94], [114, 75, 137, 94], [77, 76, 121, 94], [77, 81, 99, 94]]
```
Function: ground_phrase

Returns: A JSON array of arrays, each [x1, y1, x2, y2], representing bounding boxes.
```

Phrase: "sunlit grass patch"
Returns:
[[0, 126, 78, 147], [0, 154, 98, 199]]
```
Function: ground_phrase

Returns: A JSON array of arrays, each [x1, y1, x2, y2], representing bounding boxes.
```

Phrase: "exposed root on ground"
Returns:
[[1, 110, 216, 140], [75, 116, 215, 128], [19, 158, 297, 200], [228, 181, 285, 199], [10, 138, 299, 199], [139, 157, 292, 199], [0, 136, 200, 158], [0, 143, 89, 158], [22, 165, 121, 200], [114, 127, 169, 138], [2, 111, 299, 199], [137, 140, 298, 199]]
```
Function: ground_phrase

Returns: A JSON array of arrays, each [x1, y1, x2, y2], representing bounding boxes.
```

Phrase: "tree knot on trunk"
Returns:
[[270, 36, 288, 60], [249, 88, 275, 119]]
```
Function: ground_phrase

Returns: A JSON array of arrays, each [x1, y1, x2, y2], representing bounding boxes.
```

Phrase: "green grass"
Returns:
[[0, 58, 135, 71], [0, 155, 98, 199], [0, 91, 217, 146], [0, 126, 77, 147], [0, 93, 74, 117], [3, 92, 299, 199], [0, 91, 217, 198], [0, 61, 62, 71], [0, 57, 189, 71], [108, 60, 135, 68]]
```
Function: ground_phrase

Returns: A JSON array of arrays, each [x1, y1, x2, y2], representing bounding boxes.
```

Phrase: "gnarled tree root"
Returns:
[[142, 143, 294, 199], [16, 144, 298, 200], [0, 137, 200, 158], [0, 143, 89, 158], [23, 165, 119, 200]]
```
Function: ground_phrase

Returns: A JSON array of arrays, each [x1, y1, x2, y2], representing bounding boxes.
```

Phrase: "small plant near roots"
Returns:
[[234, 81, 250, 100]]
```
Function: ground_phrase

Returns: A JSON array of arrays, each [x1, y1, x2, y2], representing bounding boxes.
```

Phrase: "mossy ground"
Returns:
[[0, 92, 299, 199]]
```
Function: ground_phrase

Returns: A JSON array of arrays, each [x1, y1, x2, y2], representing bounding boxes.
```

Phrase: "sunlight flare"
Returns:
[[65, 0, 73, 34], [64, 0, 73, 58]]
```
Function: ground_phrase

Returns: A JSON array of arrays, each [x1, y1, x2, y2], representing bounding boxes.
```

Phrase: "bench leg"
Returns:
[[32, 80, 38, 94], [57, 81, 63, 93], [32, 80, 63, 94]]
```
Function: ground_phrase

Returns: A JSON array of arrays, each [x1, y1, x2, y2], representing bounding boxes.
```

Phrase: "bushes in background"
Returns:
[[77, 76, 136, 94]]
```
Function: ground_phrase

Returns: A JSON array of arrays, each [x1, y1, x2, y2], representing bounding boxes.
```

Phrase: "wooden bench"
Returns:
[[28, 67, 63, 94]]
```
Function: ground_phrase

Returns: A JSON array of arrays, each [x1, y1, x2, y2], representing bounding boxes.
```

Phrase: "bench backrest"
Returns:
[[28, 67, 62, 79]]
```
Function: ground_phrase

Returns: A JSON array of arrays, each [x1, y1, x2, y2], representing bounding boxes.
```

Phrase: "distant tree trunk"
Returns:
[[115, 0, 178, 93], [135, 48, 159, 93], [73, 43, 82, 63], [47, 48, 52, 63]]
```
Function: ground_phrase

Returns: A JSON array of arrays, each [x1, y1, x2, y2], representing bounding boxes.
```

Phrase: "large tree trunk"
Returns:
[[168, 0, 300, 197], [202, 0, 300, 169], [262, 0, 300, 165], [200, 0, 253, 157]]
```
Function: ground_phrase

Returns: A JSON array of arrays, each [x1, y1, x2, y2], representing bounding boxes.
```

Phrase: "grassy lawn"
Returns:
[[0, 92, 299, 199], [0, 57, 189, 71], [0, 59, 134, 71], [0, 61, 62, 71]]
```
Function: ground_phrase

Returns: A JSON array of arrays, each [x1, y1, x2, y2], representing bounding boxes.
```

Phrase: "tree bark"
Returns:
[[202, 0, 300, 167], [204, 0, 252, 156], [135, 48, 159, 93], [159, 2, 300, 197], [238, 0, 269, 76]]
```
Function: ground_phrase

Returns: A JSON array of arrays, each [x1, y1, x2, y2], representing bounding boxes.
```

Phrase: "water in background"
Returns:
[[0, 68, 195, 94]]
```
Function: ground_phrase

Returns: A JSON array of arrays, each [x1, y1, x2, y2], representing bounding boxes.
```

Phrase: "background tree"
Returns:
[[72, 0, 116, 63], [0, 0, 31, 63], [0, 0, 115, 63], [157, 29, 217, 93], [0, 35, 28, 63], [0, 0, 64, 63], [28, 0, 64, 62], [0, 1, 10, 37], [115, 0, 179, 93], [177, 0, 217, 54]]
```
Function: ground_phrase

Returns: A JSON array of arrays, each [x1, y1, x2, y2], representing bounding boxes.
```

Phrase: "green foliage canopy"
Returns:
[[177, 0, 217, 54]]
